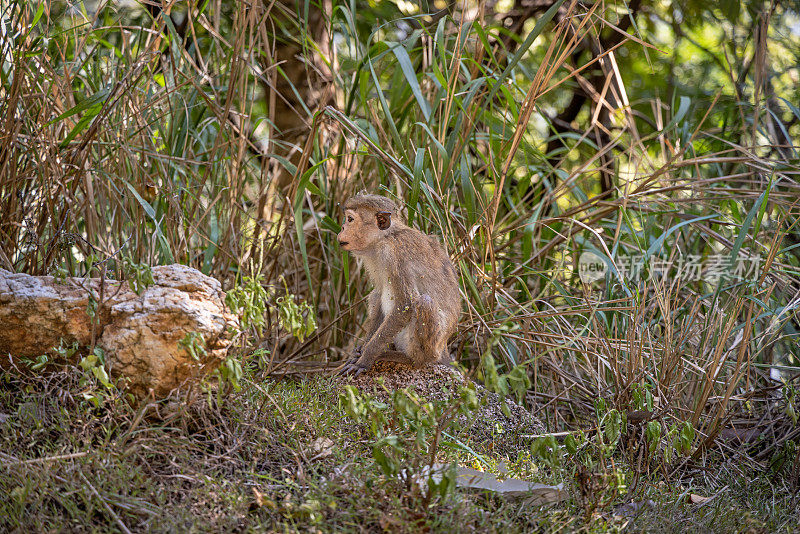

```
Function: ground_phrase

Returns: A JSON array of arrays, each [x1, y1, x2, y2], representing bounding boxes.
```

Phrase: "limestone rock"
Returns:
[[0, 265, 239, 397], [0, 269, 98, 357]]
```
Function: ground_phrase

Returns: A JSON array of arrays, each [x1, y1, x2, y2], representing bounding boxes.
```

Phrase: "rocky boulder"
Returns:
[[0, 264, 239, 397]]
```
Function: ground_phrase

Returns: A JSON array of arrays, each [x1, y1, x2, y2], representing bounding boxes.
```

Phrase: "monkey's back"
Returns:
[[388, 226, 461, 333]]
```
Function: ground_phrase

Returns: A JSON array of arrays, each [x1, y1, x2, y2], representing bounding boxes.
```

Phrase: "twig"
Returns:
[[79, 472, 133, 534], [1, 451, 88, 466]]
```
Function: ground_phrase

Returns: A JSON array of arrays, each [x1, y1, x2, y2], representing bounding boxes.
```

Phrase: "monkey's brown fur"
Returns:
[[336, 194, 461, 376]]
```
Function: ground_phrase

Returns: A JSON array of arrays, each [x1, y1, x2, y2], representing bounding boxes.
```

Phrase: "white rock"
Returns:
[[0, 265, 239, 397]]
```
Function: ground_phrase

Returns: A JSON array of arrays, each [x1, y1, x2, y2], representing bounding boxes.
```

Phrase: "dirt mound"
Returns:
[[334, 360, 545, 438]]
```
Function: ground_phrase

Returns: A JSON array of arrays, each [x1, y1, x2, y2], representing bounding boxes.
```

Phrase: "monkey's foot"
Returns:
[[336, 357, 369, 377]]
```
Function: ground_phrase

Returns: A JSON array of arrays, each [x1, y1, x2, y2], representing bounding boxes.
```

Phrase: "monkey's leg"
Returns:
[[374, 350, 415, 365], [406, 294, 442, 367], [437, 350, 453, 364], [359, 295, 441, 369]]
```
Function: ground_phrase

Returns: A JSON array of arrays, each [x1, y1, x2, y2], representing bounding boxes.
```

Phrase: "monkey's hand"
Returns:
[[336, 355, 370, 377]]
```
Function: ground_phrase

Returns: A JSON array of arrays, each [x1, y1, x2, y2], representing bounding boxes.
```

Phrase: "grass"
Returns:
[[1, 364, 798, 533]]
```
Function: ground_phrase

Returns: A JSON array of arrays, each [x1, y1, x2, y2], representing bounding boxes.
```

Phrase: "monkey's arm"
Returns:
[[361, 305, 410, 358], [360, 291, 384, 346], [338, 297, 415, 376]]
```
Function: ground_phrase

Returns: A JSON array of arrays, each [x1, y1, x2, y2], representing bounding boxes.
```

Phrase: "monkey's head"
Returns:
[[337, 194, 401, 253]]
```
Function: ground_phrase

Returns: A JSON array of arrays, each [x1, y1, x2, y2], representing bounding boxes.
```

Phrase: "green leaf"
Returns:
[[320, 215, 341, 234], [124, 182, 174, 263], [390, 43, 431, 121], [59, 104, 102, 147], [779, 97, 800, 123], [645, 214, 717, 259], [92, 366, 112, 389], [645, 421, 661, 454], [367, 58, 404, 149], [416, 122, 447, 158], [29, 2, 45, 32], [481, 0, 565, 107], [294, 203, 313, 301], [662, 96, 690, 132], [730, 179, 771, 267], [720, 0, 740, 22], [47, 87, 111, 126]]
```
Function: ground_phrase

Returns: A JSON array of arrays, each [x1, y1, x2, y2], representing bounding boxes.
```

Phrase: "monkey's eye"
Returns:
[[347, 216, 354, 223]]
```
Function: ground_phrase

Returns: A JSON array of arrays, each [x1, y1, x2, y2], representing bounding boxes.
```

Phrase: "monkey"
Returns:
[[336, 193, 461, 377]]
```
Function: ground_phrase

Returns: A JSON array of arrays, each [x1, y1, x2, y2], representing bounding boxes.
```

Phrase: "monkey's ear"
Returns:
[[376, 211, 391, 230]]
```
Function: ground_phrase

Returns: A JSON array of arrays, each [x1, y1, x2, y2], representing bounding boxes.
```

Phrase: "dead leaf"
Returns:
[[308, 437, 335, 460], [419, 464, 567, 504], [456, 466, 567, 503], [249, 487, 264, 511], [496, 461, 509, 475], [689, 493, 711, 504]]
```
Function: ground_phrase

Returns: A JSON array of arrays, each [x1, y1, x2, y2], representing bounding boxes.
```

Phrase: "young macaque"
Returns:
[[336, 194, 461, 376]]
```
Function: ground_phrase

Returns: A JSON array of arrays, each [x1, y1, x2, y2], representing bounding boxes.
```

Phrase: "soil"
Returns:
[[333, 360, 546, 439]]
